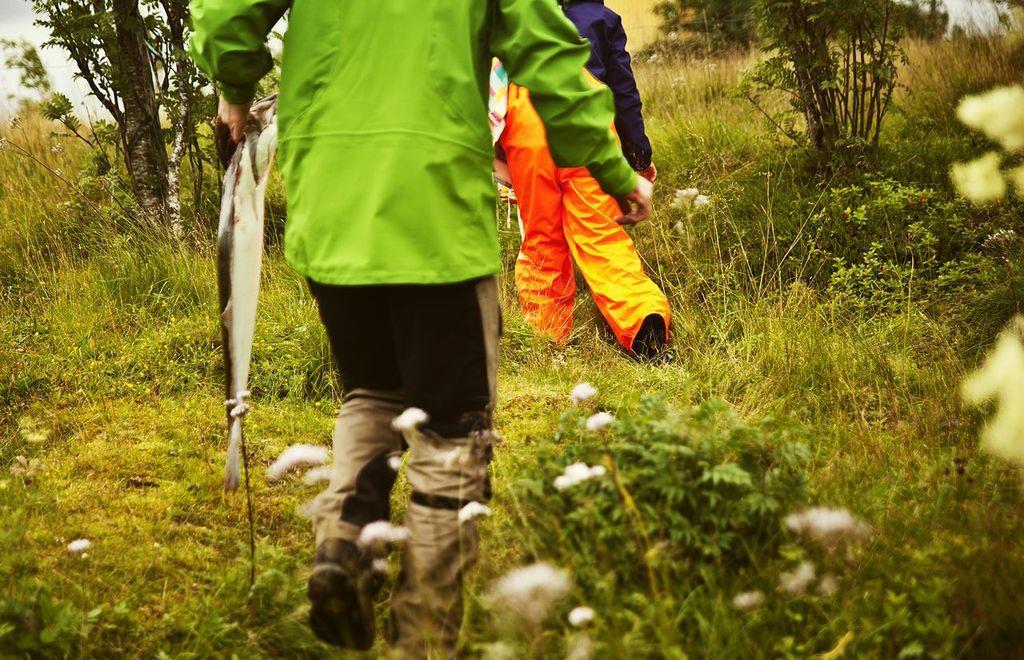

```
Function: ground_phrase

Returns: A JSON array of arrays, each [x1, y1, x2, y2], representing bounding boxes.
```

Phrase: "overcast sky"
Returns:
[[0, 0, 1010, 116]]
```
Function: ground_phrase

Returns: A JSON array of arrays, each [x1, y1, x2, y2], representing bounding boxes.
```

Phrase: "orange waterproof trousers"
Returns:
[[499, 84, 670, 352]]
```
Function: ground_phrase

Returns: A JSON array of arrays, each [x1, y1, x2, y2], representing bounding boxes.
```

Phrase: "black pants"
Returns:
[[308, 277, 498, 438]]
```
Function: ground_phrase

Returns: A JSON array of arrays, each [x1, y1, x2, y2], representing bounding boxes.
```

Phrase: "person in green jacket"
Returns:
[[189, 0, 652, 654]]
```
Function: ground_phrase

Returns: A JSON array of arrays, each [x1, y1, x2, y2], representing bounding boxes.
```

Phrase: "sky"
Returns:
[[0, 0, 1011, 116]]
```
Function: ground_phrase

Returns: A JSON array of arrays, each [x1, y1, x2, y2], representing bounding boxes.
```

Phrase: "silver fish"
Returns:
[[218, 97, 278, 492]]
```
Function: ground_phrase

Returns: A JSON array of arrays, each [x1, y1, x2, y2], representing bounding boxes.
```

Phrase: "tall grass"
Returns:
[[2, 33, 1024, 657]]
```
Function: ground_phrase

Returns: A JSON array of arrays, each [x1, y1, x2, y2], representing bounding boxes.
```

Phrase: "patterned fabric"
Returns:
[[488, 58, 509, 144]]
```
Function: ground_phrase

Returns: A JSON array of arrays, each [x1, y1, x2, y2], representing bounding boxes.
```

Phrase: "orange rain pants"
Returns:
[[499, 83, 670, 352]]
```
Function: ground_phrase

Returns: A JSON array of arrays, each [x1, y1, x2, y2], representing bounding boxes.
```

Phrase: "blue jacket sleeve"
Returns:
[[603, 13, 652, 171]]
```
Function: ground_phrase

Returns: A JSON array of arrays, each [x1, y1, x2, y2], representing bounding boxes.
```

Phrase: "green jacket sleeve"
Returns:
[[490, 0, 638, 197], [188, 0, 291, 104]]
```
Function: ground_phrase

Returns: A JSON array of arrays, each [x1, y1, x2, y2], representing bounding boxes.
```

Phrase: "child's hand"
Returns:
[[215, 98, 251, 168], [640, 164, 657, 182], [616, 176, 653, 225]]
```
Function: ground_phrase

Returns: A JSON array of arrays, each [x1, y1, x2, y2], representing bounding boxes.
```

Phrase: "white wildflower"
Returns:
[[267, 444, 330, 481], [732, 590, 765, 611], [956, 85, 1024, 152], [778, 561, 816, 595], [488, 562, 571, 628], [570, 382, 598, 404], [568, 606, 595, 627], [585, 412, 615, 432], [392, 407, 429, 432], [10, 456, 42, 481], [692, 194, 711, 209], [554, 462, 607, 491], [357, 520, 410, 550], [951, 152, 1007, 204], [671, 188, 700, 209], [301, 465, 331, 485], [67, 538, 91, 554], [962, 317, 1024, 464], [817, 573, 838, 597], [51, 144, 63, 154], [387, 454, 403, 471], [458, 501, 492, 524], [372, 558, 390, 574], [785, 507, 870, 547]]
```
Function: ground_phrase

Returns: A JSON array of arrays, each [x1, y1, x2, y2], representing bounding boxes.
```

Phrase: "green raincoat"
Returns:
[[189, 0, 638, 285]]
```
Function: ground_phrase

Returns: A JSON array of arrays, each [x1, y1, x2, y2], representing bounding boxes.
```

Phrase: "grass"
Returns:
[[2, 33, 1024, 658]]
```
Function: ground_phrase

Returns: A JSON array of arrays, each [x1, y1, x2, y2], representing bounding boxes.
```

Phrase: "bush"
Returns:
[[511, 397, 809, 616]]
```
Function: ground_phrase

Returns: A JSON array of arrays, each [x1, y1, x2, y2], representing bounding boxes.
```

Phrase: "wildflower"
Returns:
[[458, 501, 492, 524], [671, 188, 699, 209], [267, 444, 330, 481], [692, 194, 711, 209], [488, 562, 571, 628], [387, 454, 403, 471], [67, 538, 91, 554], [585, 412, 614, 432], [554, 462, 607, 491], [983, 228, 1018, 253], [357, 520, 410, 550], [301, 465, 331, 485], [784, 507, 870, 548], [956, 85, 1024, 152], [817, 573, 838, 597], [392, 407, 429, 432], [962, 317, 1024, 464], [51, 144, 63, 154], [778, 561, 816, 595], [568, 606, 595, 627], [570, 382, 597, 404], [732, 590, 765, 611], [10, 456, 42, 481], [951, 152, 1007, 204]]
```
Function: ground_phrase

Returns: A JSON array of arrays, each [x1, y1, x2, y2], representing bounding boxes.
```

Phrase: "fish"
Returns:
[[218, 96, 278, 492]]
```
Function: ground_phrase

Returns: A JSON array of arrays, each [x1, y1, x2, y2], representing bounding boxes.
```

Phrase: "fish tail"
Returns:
[[225, 418, 242, 492]]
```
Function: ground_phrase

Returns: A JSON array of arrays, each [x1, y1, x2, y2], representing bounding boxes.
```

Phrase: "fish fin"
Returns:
[[225, 418, 241, 492]]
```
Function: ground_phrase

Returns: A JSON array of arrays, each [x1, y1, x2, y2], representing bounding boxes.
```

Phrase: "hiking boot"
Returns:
[[308, 538, 375, 650], [631, 314, 667, 361]]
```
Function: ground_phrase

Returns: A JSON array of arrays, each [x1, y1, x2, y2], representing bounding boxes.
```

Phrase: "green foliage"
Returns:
[[516, 397, 808, 605], [0, 39, 51, 100], [0, 582, 93, 658], [655, 0, 758, 47], [742, 0, 906, 156]]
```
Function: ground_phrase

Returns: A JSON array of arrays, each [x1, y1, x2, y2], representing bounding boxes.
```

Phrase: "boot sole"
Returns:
[[308, 563, 375, 650]]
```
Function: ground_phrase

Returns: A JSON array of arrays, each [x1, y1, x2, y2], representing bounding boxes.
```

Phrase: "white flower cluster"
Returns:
[[67, 538, 91, 554], [570, 382, 597, 405], [585, 412, 615, 432], [267, 444, 330, 481], [488, 562, 571, 628], [357, 520, 411, 550], [731, 590, 765, 611], [777, 560, 816, 595], [951, 86, 1024, 204], [784, 507, 870, 548], [567, 605, 595, 627], [962, 317, 1024, 465], [554, 462, 607, 491], [458, 501, 492, 524], [671, 187, 711, 211], [392, 407, 429, 432]]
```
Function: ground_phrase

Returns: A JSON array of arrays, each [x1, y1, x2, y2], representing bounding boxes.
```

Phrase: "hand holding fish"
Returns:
[[216, 97, 252, 168]]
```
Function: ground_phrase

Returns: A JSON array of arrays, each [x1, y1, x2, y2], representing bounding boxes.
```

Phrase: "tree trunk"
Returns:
[[112, 0, 170, 226]]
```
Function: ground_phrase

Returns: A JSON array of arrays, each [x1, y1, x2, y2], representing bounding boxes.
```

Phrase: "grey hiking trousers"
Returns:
[[306, 276, 500, 657]]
